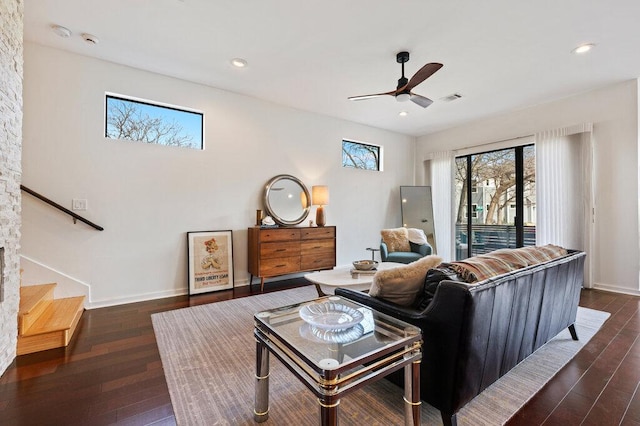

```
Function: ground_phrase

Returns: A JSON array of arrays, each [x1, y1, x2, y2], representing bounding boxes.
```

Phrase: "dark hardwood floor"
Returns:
[[0, 281, 638, 425], [507, 288, 640, 426]]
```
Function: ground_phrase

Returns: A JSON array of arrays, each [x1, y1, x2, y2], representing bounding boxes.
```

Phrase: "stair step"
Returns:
[[19, 283, 56, 334], [17, 296, 85, 356]]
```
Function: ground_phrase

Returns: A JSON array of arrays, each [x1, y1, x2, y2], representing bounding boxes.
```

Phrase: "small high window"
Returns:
[[342, 139, 381, 171], [105, 94, 204, 150]]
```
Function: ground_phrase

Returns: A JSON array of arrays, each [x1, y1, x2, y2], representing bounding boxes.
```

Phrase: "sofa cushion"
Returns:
[[413, 265, 465, 310], [445, 244, 569, 283], [369, 255, 443, 306], [385, 251, 425, 264], [381, 227, 411, 252]]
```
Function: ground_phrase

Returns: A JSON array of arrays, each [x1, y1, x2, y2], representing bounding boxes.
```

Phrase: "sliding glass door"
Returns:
[[454, 145, 535, 259]]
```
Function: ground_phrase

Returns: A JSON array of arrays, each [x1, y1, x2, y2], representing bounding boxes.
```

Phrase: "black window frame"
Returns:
[[341, 139, 381, 171], [104, 94, 204, 150], [456, 144, 534, 259]]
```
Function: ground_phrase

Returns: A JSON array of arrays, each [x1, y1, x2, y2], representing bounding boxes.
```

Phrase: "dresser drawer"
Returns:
[[301, 227, 335, 240], [260, 257, 301, 276], [300, 240, 335, 256], [301, 254, 335, 271], [260, 228, 301, 242], [261, 241, 301, 259]]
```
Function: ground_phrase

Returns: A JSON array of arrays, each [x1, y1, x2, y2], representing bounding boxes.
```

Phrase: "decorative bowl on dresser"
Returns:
[[247, 226, 336, 291]]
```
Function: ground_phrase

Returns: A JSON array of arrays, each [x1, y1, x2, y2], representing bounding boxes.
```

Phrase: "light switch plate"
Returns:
[[72, 199, 88, 211]]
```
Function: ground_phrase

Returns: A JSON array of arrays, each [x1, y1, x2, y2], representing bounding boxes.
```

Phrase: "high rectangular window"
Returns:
[[342, 139, 381, 171], [105, 94, 204, 150]]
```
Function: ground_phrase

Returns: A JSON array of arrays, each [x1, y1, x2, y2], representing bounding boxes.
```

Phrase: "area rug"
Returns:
[[151, 286, 609, 425]]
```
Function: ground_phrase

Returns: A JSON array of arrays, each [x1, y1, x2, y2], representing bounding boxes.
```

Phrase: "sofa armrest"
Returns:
[[338, 282, 472, 416], [415, 242, 433, 256], [335, 288, 425, 321]]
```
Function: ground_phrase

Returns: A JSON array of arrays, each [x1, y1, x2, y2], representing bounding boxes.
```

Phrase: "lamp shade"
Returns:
[[312, 185, 329, 206]]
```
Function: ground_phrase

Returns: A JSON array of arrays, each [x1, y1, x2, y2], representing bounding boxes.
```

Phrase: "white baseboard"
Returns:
[[20, 262, 309, 309], [89, 279, 251, 309], [592, 282, 640, 296], [87, 288, 188, 309]]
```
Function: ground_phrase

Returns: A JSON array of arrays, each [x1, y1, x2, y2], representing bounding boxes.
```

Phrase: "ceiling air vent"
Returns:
[[440, 93, 463, 102]]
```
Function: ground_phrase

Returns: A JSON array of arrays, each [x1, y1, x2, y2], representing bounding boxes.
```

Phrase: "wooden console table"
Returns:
[[247, 226, 336, 291]]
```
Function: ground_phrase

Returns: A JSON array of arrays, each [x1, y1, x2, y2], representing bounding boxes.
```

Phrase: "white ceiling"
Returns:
[[23, 0, 640, 137]]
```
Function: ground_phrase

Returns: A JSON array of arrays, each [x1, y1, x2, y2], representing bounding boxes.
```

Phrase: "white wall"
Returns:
[[416, 80, 640, 295], [22, 43, 415, 307]]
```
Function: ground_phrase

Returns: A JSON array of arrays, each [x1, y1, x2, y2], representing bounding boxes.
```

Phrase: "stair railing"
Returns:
[[20, 185, 104, 231]]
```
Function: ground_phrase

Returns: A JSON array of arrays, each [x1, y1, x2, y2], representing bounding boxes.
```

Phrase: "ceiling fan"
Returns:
[[348, 51, 443, 108]]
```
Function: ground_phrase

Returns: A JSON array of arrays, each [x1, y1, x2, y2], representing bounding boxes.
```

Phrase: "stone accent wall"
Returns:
[[0, 0, 23, 376]]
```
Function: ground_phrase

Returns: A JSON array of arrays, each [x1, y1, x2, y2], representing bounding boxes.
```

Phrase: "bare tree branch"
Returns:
[[342, 141, 379, 170], [106, 100, 197, 148]]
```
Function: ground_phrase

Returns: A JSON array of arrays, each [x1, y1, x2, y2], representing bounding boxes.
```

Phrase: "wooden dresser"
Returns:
[[248, 226, 336, 291]]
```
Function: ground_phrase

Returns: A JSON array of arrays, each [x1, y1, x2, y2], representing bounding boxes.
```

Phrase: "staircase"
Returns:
[[17, 283, 85, 355]]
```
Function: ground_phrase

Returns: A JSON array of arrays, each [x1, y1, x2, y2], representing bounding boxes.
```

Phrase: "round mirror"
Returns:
[[263, 174, 311, 226]]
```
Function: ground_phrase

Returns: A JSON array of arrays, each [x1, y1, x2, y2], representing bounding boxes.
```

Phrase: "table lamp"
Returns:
[[312, 185, 329, 227]]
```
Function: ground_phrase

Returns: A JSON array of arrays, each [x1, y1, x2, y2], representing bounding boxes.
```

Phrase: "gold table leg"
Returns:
[[403, 346, 421, 426], [319, 398, 340, 426], [254, 338, 270, 422]]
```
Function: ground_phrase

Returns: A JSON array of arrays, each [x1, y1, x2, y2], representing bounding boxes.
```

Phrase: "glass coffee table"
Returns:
[[254, 295, 422, 426]]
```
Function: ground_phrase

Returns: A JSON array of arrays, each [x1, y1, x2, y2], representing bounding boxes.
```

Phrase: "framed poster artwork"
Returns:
[[187, 230, 234, 295]]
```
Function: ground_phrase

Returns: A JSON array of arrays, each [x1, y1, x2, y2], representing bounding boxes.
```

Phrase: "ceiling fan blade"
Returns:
[[348, 90, 397, 101], [405, 63, 443, 91], [410, 93, 434, 108]]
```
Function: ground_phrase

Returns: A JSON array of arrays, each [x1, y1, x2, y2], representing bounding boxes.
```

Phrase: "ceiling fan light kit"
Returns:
[[348, 51, 443, 109]]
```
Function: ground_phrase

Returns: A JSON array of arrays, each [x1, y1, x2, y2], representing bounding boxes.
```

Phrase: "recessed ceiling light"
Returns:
[[51, 24, 71, 38], [572, 43, 595, 54], [231, 58, 248, 68], [399, 111, 408, 117]]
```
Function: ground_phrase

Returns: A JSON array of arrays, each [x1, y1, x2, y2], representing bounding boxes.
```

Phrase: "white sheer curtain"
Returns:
[[428, 151, 455, 261], [535, 123, 594, 287]]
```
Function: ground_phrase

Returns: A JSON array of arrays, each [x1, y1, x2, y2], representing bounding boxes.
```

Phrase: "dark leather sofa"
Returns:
[[336, 249, 586, 426]]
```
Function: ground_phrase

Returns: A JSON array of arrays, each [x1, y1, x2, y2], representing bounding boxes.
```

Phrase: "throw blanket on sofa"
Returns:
[[443, 244, 568, 283]]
